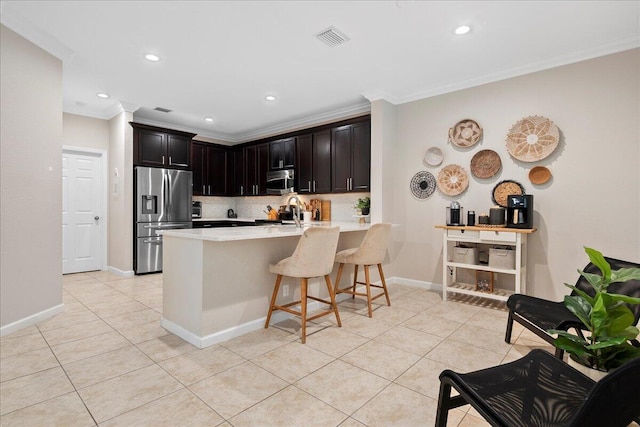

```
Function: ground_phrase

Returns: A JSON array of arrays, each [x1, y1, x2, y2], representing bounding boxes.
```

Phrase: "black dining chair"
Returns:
[[504, 256, 640, 358], [435, 349, 640, 427]]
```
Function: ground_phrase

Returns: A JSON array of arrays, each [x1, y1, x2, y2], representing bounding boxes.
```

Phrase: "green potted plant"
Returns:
[[549, 247, 640, 374], [355, 197, 370, 216]]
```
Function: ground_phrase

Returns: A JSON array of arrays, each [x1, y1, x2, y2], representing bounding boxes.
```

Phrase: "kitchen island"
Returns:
[[160, 222, 371, 348]]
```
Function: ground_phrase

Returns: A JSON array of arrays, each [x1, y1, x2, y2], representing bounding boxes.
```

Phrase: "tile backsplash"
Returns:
[[194, 193, 370, 222]]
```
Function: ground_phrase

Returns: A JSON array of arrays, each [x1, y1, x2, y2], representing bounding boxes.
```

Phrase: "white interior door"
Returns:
[[62, 150, 103, 274]]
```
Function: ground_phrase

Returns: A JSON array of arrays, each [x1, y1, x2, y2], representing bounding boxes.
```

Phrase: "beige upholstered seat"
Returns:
[[265, 226, 341, 343], [334, 223, 391, 317]]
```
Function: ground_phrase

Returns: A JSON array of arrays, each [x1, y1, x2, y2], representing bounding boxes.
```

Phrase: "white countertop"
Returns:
[[161, 221, 371, 242]]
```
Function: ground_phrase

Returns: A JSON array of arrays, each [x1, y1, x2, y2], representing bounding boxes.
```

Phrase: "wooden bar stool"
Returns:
[[265, 226, 341, 343], [334, 223, 391, 317]]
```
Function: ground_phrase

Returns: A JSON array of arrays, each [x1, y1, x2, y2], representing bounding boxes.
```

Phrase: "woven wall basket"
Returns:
[[470, 149, 501, 179], [449, 119, 482, 148], [506, 115, 559, 162], [437, 164, 469, 196]]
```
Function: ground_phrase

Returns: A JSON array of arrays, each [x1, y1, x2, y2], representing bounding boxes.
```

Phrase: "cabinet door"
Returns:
[[137, 129, 166, 167], [331, 125, 351, 192], [257, 143, 269, 195], [191, 143, 207, 196], [313, 130, 332, 193], [351, 121, 370, 191], [231, 149, 245, 196], [244, 146, 258, 195], [208, 147, 227, 196], [269, 137, 295, 170], [167, 135, 190, 169], [296, 134, 313, 193]]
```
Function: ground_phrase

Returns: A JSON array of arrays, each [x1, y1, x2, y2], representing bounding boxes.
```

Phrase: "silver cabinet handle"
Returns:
[[279, 160, 284, 168], [208, 185, 211, 195], [169, 156, 172, 165], [313, 180, 316, 192], [240, 185, 244, 195], [94, 216, 100, 220], [202, 185, 205, 194], [143, 238, 162, 244], [308, 181, 311, 192], [162, 155, 165, 165]]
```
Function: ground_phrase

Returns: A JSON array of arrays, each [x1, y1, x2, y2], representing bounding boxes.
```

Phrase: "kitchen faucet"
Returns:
[[286, 194, 302, 228]]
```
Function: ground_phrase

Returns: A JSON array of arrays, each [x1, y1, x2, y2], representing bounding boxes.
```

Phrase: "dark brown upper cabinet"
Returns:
[[230, 149, 245, 196], [191, 141, 228, 196], [269, 137, 296, 170], [244, 143, 269, 195], [131, 122, 195, 170], [296, 131, 332, 194], [331, 121, 371, 193]]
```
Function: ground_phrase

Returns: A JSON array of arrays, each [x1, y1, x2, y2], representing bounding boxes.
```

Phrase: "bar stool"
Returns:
[[265, 226, 341, 344], [334, 223, 391, 318]]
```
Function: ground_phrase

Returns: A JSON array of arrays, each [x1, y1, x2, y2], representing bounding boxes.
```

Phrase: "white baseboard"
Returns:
[[386, 276, 443, 292], [107, 266, 134, 277], [161, 297, 347, 349], [0, 304, 64, 337]]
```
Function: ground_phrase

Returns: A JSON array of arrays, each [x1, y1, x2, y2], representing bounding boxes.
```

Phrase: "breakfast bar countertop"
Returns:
[[161, 221, 371, 242]]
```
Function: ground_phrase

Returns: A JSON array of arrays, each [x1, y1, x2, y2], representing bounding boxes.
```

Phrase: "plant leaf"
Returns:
[[578, 270, 605, 293], [586, 336, 628, 350], [564, 283, 594, 305], [610, 268, 640, 284], [605, 305, 636, 336], [584, 246, 611, 284], [563, 295, 591, 327], [553, 335, 590, 358], [605, 292, 640, 306]]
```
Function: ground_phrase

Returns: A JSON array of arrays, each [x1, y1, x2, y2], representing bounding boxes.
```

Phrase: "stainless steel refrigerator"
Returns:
[[134, 166, 192, 274]]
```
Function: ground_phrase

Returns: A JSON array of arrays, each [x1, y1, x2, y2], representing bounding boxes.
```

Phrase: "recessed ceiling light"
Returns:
[[455, 25, 471, 35], [204, 117, 214, 122], [96, 92, 110, 99], [265, 95, 276, 101], [145, 54, 160, 62]]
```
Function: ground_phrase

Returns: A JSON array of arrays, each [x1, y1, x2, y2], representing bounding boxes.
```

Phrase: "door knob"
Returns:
[[94, 216, 100, 220]]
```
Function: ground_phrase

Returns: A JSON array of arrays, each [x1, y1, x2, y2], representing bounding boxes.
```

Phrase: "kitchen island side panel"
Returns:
[[162, 236, 204, 335], [200, 231, 366, 338]]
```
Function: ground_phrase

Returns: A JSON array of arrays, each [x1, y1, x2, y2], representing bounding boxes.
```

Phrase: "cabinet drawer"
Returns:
[[447, 229, 479, 241], [479, 230, 517, 243]]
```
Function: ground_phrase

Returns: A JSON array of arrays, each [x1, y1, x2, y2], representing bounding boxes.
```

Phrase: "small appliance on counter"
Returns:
[[507, 194, 534, 229], [446, 201, 464, 226], [192, 201, 202, 219], [489, 206, 506, 226], [227, 208, 237, 218]]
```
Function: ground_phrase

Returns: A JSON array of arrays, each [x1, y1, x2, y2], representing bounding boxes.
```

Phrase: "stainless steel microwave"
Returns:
[[266, 169, 295, 195]]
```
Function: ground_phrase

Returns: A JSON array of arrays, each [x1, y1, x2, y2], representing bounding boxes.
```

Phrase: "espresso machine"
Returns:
[[507, 195, 533, 229], [446, 201, 464, 226]]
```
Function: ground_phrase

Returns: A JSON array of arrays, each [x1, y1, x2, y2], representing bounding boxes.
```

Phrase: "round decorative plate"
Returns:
[[410, 171, 436, 199], [437, 164, 469, 196], [492, 180, 525, 207], [529, 166, 552, 185], [424, 147, 443, 166], [506, 115, 560, 162], [470, 149, 502, 179], [448, 119, 482, 148]]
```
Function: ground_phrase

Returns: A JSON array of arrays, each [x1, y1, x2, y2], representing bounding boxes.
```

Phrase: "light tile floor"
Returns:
[[1, 271, 559, 426]]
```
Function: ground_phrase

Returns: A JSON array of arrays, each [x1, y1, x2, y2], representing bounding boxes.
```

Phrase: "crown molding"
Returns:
[[103, 101, 140, 119], [0, 1, 76, 62], [131, 116, 236, 142], [361, 91, 401, 105], [232, 101, 371, 143], [393, 36, 640, 105]]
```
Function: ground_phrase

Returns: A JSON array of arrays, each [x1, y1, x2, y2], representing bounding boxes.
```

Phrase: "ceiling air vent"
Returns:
[[315, 26, 350, 47], [154, 107, 172, 113]]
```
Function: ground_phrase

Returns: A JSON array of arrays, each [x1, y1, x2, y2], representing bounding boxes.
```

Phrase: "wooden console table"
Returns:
[[435, 225, 536, 302]]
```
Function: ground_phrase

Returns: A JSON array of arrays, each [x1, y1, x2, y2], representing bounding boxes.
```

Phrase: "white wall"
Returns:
[[378, 48, 640, 300], [108, 111, 134, 274], [0, 25, 63, 329], [63, 113, 110, 151]]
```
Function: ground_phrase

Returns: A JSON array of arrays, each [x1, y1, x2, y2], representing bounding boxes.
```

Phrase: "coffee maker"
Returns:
[[446, 201, 464, 226], [507, 195, 533, 229]]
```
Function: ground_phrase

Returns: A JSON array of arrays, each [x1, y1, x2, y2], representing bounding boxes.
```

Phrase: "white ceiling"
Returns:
[[2, 1, 639, 143]]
